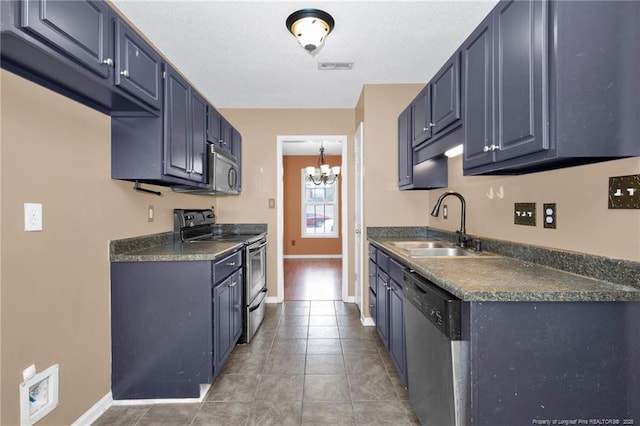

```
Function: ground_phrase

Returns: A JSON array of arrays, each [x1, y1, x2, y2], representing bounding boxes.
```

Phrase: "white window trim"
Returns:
[[300, 168, 339, 238]]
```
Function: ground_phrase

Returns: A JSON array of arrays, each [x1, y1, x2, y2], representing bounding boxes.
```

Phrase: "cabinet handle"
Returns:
[[226, 262, 236, 266], [429, 122, 436, 127], [423, 127, 428, 131], [103, 58, 114, 68], [230, 281, 238, 287], [120, 70, 130, 78], [483, 144, 499, 152]]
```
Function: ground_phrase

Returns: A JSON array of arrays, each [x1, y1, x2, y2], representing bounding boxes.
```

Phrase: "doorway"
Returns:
[[276, 135, 348, 302]]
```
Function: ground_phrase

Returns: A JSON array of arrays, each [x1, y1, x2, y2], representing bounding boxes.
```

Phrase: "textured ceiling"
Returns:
[[110, 0, 499, 109]]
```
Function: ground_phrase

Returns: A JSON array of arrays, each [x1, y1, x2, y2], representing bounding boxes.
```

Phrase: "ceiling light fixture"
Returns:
[[286, 8, 335, 53], [306, 143, 340, 185]]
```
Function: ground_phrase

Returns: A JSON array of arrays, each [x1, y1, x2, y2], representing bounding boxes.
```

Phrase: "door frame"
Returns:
[[275, 135, 349, 303]]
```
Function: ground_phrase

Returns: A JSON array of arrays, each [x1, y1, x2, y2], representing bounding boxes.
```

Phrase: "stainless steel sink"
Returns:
[[405, 247, 484, 257], [391, 241, 447, 249]]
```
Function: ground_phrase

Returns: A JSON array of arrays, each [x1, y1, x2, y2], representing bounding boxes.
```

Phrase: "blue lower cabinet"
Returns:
[[110, 261, 212, 399], [370, 244, 408, 387], [110, 253, 243, 400]]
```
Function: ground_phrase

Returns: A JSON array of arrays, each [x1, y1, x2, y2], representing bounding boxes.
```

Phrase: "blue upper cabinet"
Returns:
[[411, 54, 461, 149], [463, 0, 640, 175], [20, 0, 111, 78], [1, 0, 161, 114], [463, 0, 547, 171], [114, 18, 163, 110], [164, 65, 207, 183]]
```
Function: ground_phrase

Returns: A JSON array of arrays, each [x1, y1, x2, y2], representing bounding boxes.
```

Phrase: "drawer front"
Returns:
[[388, 258, 405, 287], [213, 250, 242, 283], [368, 258, 377, 292], [376, 250, 390, 272]]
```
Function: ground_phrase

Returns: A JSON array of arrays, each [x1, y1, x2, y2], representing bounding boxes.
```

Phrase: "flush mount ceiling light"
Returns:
[[286, 8, 335, 53]]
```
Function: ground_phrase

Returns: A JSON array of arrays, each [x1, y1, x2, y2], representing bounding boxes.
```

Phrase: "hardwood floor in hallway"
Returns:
[[284, 259, 342, 301]]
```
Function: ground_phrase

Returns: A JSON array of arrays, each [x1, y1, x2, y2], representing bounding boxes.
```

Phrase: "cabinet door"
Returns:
[[398, 106, 413, 187], [164, 66, 190, 180], [213, 277, 233, 371], [389, 280, 407, 386], [411, 87, 431, 146], [431, 54, 461, 137], [375, 269, 389, 349], [114, 19, 162, 110], [494, 0, 548, 162], [21, 0, 111, 78], [462, 15, 494, 169], [207, 106, 222, 145], [219, 118, 234, 154], [190, 90, 207, 183]]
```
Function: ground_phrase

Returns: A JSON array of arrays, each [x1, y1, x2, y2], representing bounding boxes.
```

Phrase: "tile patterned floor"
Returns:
[[92, 301, 419, 425]]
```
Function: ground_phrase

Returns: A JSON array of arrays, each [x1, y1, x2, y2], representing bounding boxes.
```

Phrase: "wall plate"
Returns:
[[514, 202, 536, 226], [543, 203, 556, 229], [608, 174, 640, 209]]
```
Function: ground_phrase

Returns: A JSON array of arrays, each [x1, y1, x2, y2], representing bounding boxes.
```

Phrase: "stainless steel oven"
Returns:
[[173, 209, 268, 344], [243, 237, 267, 343]]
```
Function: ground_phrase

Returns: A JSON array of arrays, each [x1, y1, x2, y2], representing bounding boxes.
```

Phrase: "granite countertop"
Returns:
[[110, 224, 267, 263], [111, 240, 246, 262], [368, 229, 640, 302]]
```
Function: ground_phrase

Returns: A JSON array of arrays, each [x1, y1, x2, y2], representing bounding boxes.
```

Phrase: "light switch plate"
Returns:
[[24, 203, 43, 231], [514, 202, 536, 226]]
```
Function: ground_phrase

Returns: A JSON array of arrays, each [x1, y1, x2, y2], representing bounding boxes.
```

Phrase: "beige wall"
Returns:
[[0, 70, 221, 425], [431, 155, 640, 262], [216, 109, 355, 298]]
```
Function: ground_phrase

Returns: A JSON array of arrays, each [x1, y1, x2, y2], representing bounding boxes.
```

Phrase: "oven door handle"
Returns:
[[248, 241, 267, 252], [248, 288, 267, 312]]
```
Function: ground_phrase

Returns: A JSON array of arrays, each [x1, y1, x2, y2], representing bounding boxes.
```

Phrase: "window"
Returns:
[[301, 169, 338, 238]]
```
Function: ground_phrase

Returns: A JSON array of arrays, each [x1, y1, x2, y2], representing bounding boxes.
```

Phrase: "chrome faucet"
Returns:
[[430, 191, 472, 248]]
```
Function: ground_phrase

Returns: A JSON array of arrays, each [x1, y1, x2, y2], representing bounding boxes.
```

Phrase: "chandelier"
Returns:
[[306, 145, 340, 185]]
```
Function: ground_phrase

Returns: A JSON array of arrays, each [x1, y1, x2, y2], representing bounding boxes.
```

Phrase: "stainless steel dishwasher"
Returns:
[[403, 270, 469, 426]]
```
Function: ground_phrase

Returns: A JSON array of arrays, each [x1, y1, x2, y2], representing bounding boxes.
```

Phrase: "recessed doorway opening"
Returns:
[[276, 135, 348, 303]]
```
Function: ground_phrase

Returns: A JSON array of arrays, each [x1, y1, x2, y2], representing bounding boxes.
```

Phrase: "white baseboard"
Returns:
[[283, 254, 342, 259], [265, 296, 283, 304], [72, 391, 112, 426], [360, 316, 375, 327], [111, 384, 211, 406], [343, 296, 355, 303]]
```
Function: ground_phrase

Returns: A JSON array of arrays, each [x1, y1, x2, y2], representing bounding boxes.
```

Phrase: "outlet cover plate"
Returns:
[[608, 174, 640, 209], [514, 202, 536, 226], [543, 203, 557, 229], [24, 203, 43, 231]]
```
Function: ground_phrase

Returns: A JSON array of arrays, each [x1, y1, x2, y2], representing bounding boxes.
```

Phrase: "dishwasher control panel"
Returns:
[[403, 270, 462, 340]]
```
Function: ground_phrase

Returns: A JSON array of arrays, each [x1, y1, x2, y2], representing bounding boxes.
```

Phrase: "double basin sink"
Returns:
[[391, 241, 491, 258]]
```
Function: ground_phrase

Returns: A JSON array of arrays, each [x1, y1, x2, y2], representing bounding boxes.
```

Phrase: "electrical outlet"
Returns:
[[608, 174, 640, 209], [268, 198, 276, 209], [24, 203, 43, 231], [514, 202, 536, 226], [148, 205, 154, 222], [543, 203, 556, 229]]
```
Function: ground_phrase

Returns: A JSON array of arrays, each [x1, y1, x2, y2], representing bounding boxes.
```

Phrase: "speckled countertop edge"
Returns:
[[368, 226, 640, 302], [109, 224, 267, 262]]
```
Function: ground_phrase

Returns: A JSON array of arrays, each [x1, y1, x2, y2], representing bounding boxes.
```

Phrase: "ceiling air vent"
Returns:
[[317, 62, 353, 71]]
